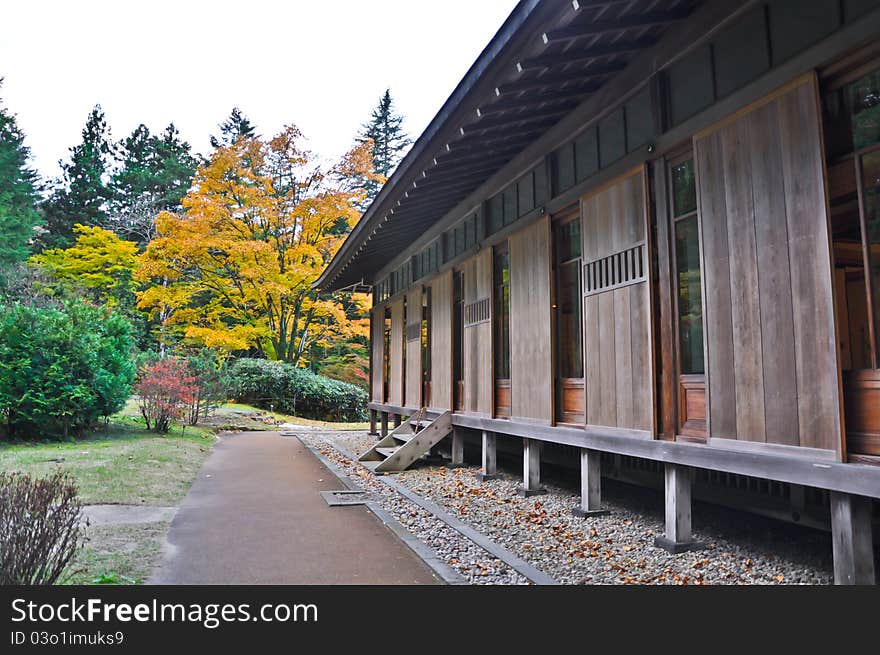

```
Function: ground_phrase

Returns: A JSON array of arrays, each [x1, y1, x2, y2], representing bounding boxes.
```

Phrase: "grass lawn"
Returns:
[[1, 401, 367, 584], [0, 414, 216, 585], [0, 415, 215, 505]]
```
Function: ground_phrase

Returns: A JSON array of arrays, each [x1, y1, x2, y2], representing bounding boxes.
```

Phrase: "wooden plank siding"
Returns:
[[370, 306, 384, 403], [463, 249, 494, 416], [694, 75, 843, 456], [581, 169, 654, 434], [389, 298, 405, 407], [509, 215, 553, 423], [428, 270, 454, 411]]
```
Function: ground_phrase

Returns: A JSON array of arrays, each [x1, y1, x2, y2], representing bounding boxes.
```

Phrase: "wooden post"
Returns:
[[519, 438, 546, 497], [450, 426, 465, 467], [830, 492, 876, 585], [393, 414, 402, 428], [477, 431, 499, 481], [369, 409, 378, 436], [654, 464, 704, 553], [572, 448, 609, 517], [380, 412, 389, 438]]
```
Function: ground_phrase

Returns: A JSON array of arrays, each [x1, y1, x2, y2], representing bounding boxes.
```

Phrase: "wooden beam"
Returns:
[[573, 448, 609, 517], [444, 130, 543, 153], [654, 464, 705, 553], [830, 492, 876, 585], [479, 82, 602, 115], [542, 8, 693, 44], [517, 38, 656, 71], [572, 0, 634, 9], [520, 438, 547, 497], [461, 107, 569, 135], [450, 426, 465, 467], [434, 143, 523, 166], [478, 431, 500, 480], [495, 62, 625, 94]]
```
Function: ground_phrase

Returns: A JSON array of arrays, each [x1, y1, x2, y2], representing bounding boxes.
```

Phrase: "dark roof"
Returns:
[[317, 0, 698, 292]]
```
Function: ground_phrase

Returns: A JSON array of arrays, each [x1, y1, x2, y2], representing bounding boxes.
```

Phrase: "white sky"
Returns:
[[0, 0, 520, 181]]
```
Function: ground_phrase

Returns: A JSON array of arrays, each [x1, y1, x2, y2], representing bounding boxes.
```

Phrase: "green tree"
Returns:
[[0, 301, 135, 438], [209, 107, 256, 148], [107, 123, 199, 245], [39, 105, 113, 250], [0, 81, 41, 282], [356, 89, 411, 209]]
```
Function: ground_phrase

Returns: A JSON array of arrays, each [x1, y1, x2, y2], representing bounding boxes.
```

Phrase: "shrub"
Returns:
[[135, 358, 198, 433], [185, 349, 229, 425], [0, 301, 136, 439], [227, 358, 367, 422], [0, 471, 86, 585]]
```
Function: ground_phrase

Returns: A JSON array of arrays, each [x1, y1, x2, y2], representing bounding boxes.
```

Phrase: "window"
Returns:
[[554, 214, 584, 424], [824, 61, 880, 369], [554, 219, 583, 379], [422, 287, 432, 406], [453, 271, 464, 410], [671, 157, 704, 375], [401, 296, 407, 406], [493, 245, 510, 381], [383, 308, 391, 403]]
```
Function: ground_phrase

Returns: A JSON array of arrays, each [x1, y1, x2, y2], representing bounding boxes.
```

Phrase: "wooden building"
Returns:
[[316, 0, 880, 584]]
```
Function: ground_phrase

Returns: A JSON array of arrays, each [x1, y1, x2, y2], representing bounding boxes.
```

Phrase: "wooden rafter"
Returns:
[[543, 7, 693, 43], [517, 37, 656, 70]]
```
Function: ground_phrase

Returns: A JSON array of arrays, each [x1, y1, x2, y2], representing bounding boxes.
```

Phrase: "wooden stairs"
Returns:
[[359, 409, 453, 474]]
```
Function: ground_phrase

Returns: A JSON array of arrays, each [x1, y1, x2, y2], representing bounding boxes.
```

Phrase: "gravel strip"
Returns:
[[312, 431, 834, 585], [298, 433, 531, 585]]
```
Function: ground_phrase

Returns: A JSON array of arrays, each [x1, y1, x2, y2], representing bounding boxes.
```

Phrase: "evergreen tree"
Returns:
[[107, 122, 199, 245], [209, 107, 256, 148], [356, 89, 411, 209], [0, 81, 41, 279], [39, 105, 112, 250]]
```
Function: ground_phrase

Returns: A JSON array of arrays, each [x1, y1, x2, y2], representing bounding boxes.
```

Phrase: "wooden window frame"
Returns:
[[666, 148, 707, 442], [821, 48, 880, 460], [453, 270, 464, 412], [552, 207, 585, 426], [493, 242, 511, 419]]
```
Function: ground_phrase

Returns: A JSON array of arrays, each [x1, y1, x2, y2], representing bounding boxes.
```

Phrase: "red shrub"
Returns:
[[135, 358, 198, 433]]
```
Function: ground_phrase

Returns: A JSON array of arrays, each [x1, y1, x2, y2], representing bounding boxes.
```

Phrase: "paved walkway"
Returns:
[[148, 431, 439, 584]]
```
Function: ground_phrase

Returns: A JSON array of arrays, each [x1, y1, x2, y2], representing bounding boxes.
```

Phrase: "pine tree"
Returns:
[[39, 105, 112, 250], [0, 81, 41, 277], [209, 107, 256, 148], [107, 123, 199, 245], [356, 89, 411, 209]]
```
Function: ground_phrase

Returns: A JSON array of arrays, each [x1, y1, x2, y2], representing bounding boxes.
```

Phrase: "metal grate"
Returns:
[[320, 490, 369, 507]]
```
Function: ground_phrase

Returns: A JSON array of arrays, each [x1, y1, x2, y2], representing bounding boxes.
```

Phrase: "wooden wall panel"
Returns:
[[694, 75, 842, 455], [370, 306, 384, 403], [510, 216, 553, 423], [389, 298, 404, 407], [429, 271, 453, 411], [581, 169, 654, 433], [405, 288, 423, 408], [463, 249, 493, 416]]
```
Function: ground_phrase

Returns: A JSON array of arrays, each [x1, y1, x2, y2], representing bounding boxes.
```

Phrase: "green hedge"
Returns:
[[227, 358, 367, 422], [0, 301, 135, 439]]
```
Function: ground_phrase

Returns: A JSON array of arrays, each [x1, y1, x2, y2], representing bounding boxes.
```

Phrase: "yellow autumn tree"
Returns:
[[30, 224, 138, 308], [135, 126, 376, 363]]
